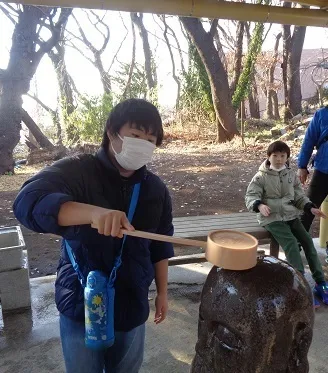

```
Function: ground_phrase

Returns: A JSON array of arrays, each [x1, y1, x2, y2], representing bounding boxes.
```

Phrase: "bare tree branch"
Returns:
[[65, 29, 88, 46], [26, 93, 63, 143], [122, 14, 136, 99], [108, 12, 128, 72], [217, 24, 235, 51], [179, 19, 188, 41], [0, 4, 17, 25], [164, 19, 186, 75], [144, 29, 188, 56], [69, 10, 111, 92], [26, 93, 56, 116], [89, 11, 108, 41], [159, 15, 181, 109], [72, 12, 96, 53], [83, 9, 110, 54], [209, 19, 218, 38], [132, 12, 157, 90], [3, 3, 19, 14], [32, 8, 72, 72], [65, 40, 95, 64]]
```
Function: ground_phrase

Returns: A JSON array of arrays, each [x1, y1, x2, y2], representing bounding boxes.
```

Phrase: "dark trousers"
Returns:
[[265, 219, 325, 283], [301, 170, 328, 232]]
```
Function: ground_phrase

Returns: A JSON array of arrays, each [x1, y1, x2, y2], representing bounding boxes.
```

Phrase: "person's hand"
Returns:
[[259, 204, 271, 217], [91, 208, 134, 237], [311, 208, 327, 219], [298, 169, 308, 185], [154, 293, 168, 324]]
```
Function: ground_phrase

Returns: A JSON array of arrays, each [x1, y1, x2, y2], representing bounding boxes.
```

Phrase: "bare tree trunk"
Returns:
[[27, 93, 63, 144], [21, 109, 54, 149], [282, 2, 307, 120], [71, 12, 111, 94], [122, 14, 137, 99], [272, 91, 280, 119], [95, 54, 112, 94], [248, 73, 260, 118], [131, 13, 157, 91], [266, 91, 274, 119], [48, 47, 75, 117], [165, 20, 186, 75], [0, 6, 71, 174], [230, 21, 245, 95], [266, 32, 282, 120], [288, 25, 306, 117], [180, 17, 238, 142], [282, 22, 291, 121], [160, 15, 181, 109]]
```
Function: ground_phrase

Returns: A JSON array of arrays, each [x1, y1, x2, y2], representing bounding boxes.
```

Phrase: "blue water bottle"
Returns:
[[84, 270, 115, 350]]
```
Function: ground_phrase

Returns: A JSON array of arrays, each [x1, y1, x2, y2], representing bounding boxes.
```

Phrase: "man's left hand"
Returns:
[[154, 293, 168, 324]]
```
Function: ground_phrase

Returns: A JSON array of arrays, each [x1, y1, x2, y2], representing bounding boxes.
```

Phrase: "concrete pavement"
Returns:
[[1, 240, 328, 373]]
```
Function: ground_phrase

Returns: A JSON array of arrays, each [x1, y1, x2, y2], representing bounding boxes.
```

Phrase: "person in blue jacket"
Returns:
[[298, 107, 328, 224], [298, 106, 328, 265], [13, 99, 174, 373]]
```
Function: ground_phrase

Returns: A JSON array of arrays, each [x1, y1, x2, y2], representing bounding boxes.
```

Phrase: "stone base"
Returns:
[[0, 251, 31, 312]]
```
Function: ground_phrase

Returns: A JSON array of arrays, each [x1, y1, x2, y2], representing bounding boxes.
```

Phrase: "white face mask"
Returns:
[[111, 134, 156, 171], [270, 165, 286, 172]]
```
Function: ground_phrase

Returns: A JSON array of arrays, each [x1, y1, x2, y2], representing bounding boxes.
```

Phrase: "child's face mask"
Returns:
[[270, 165, 286, 172], [111, 134, 156, 171]]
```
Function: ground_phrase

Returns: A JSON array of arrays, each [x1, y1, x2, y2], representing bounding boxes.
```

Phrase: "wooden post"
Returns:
[[319, 196, 328, 248]]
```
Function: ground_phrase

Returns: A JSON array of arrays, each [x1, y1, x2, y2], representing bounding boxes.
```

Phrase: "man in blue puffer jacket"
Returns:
[[298, 106, 328, 246], [13, 99, 174, 373]]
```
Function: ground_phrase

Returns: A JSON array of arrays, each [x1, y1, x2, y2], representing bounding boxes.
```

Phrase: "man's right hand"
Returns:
[[298, 168, 308, 185], [91, 208, 134, 237], [258, 204, 271, 217]]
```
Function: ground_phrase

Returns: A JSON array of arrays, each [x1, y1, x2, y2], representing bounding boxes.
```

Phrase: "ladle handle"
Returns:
[[121, 229, 208, 249]]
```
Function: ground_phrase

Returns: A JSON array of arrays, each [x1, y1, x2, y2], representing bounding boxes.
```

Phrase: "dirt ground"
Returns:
[[0, 139, 320, 278]]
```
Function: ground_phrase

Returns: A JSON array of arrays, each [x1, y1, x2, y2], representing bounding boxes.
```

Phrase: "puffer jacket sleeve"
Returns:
[[13, 156, 85, 239], [298, 111, 321, 169], [293, 173, 310, 210], [245, 173, 264, 212], [149, 185, 174, 264]]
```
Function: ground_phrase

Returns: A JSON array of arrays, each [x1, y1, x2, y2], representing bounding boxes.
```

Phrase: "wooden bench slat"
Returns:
[[174, 226, 266, 236], [174, 222, 262, 232], [173, 213, 254, 223], [173, 219, 260, 229], [170, 213, 279, 260]]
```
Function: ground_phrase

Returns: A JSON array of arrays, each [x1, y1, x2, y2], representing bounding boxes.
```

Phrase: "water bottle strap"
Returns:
[[109, 183, 140, 284], [65, 241, 86, 288], [66, 182, 141, 288]]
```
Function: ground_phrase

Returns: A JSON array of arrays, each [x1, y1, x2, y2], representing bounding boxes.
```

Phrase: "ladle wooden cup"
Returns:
[[102, 228, 259, 270]]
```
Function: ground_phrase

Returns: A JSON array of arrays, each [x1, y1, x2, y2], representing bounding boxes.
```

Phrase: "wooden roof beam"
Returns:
[[5, 0, 328, 27]]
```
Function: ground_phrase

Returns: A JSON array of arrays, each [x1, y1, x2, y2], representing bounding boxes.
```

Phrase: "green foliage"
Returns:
[[232, 0, 270, 110], [180, 42, 214, 120], [65, 93, 114, 144], [113, 62, 148, 100], [113, 61, 159, 107]]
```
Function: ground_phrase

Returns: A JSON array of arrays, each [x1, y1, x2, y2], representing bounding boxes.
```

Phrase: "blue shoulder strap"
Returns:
[[108, 182, 140, 285], [65, 182, 141, 288]]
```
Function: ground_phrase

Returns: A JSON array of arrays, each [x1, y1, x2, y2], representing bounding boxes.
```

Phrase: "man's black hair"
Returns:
[[267, 140, 291, 158], [101, 98, 163, 148]]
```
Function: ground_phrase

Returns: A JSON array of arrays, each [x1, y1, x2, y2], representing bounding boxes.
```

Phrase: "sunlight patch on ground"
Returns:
[[175, 165, 221, 172], [0, 165, 41, 192], [169, 349, 193, 365]]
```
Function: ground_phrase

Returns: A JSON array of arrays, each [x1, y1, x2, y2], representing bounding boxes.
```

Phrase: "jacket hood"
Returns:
[[258, 159, 289, 175]]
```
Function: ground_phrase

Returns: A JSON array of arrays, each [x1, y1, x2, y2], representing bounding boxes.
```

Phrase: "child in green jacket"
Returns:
[[245, 140, 328, 307]]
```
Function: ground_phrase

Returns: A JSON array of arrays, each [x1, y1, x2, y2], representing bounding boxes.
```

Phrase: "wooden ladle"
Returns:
[[120, 228, 258, 270]]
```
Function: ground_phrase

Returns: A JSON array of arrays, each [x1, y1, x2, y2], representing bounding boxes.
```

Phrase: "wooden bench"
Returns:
[[168, 212, 279, 266]]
